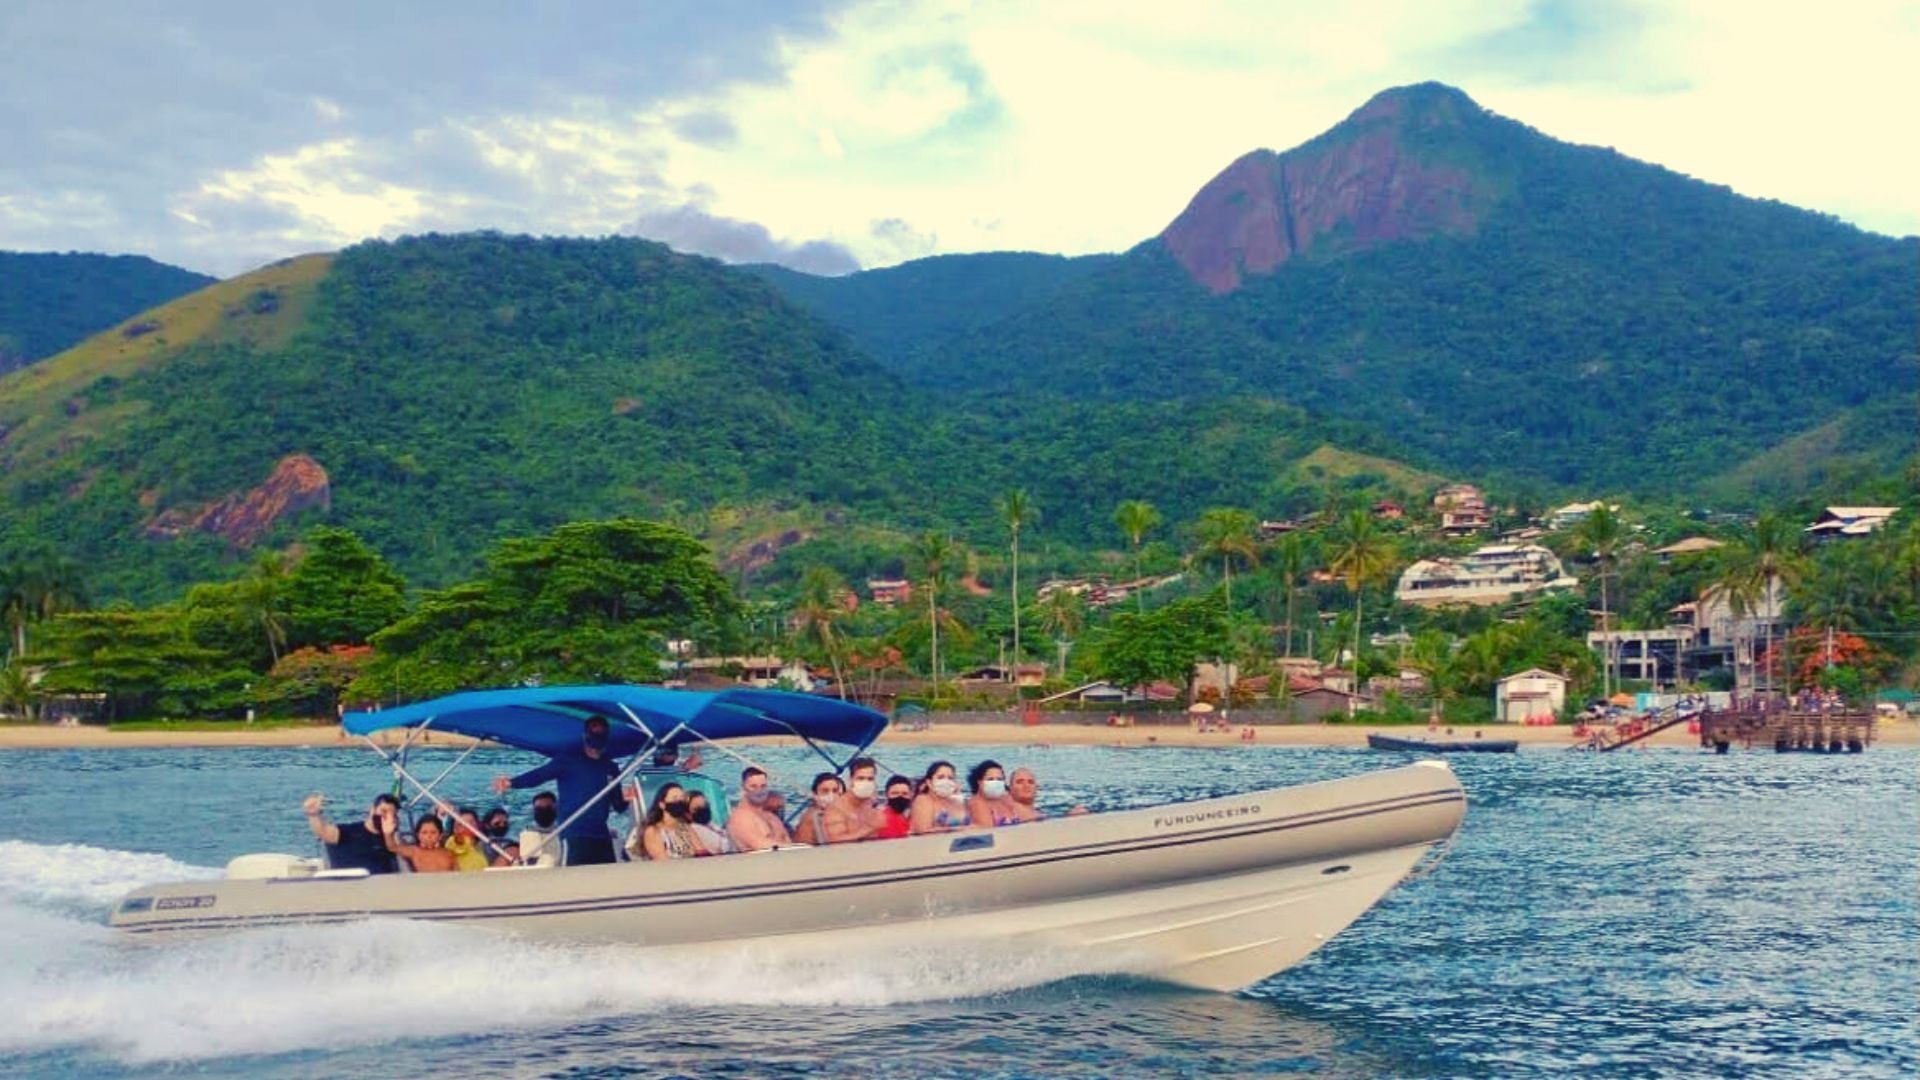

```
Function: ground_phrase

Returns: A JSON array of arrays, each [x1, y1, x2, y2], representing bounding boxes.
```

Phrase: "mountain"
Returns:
[[0, 234, 1403, 600], [747, 251, 1117, 366], [0, 252, 216, 375], [769, 83, 1919, 493], [0, 234, 900, 598]]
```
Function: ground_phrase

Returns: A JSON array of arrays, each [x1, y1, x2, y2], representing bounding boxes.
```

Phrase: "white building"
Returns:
[[1495, 668, 1567, 723], [1395, 544, 1579, 607]]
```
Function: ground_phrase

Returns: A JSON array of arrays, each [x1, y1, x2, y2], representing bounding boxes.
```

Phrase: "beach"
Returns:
[[4, 718, 1914, 750]]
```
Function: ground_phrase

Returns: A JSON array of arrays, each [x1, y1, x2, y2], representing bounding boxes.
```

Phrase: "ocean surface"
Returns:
[[0, 741, 1912, 1079]]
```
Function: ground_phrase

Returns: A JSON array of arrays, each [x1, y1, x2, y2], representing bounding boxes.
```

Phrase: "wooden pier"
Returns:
[[1697, 709, 1874, 753]]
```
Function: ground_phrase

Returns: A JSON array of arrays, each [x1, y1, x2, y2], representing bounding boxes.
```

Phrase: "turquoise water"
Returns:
[[0, 743, 1912, 1078]]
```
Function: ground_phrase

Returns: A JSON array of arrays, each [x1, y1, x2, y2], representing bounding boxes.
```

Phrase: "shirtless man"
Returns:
[[1007, 767, 1089, 822], [825, 756, 886, 843], [726, 766, 792, 851], [380, 813, 459, 873]]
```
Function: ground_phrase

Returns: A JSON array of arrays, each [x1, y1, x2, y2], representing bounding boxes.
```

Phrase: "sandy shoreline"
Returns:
[[3, 719, 1914, 751]]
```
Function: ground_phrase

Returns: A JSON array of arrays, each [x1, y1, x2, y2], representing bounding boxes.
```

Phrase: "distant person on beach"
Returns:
[[302, 792, 400, 874], [912, 760, 969, 834], [825, 756, 886, 842], [967, 760, 1020, 827], [876, 775, 915, 839], [381, 812, 459, 872], [492, 716, 629, 866], [727, 766, 793, 851]]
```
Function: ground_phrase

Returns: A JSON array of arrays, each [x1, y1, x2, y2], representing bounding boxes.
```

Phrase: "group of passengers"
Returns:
[[305, 711, 1079, 873]]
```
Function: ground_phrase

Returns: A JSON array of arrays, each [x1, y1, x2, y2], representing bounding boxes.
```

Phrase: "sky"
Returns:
[[2, 0, 1914, 278]]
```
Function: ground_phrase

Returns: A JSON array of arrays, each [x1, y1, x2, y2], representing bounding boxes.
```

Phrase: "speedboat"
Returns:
[[110, 686, 1467, 992]]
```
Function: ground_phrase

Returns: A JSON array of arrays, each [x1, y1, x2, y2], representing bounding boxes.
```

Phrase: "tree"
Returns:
[[234, 551, 292, 665], [1271, 533, 1310, 656], [1035, 588, 1088, 679], [285, 526, 409, 648], [1195, 507, 1260, 610], [1706, 555, 1763, 701], [1, 554, 88, 662], [910, 532, 959, 687], [998, 489, 1035, 673], [1328, 510, 1396, 675], [1573, 503, 1624, 702], [1096, 593, 1228, 696], [1725, 513, 1805, 693], [792, 565, 851, 699], [1114, 500, 1161, 611], [360, 518, 740, 697]]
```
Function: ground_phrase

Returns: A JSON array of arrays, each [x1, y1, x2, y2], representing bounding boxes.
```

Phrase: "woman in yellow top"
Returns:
[[444, 807, 494, 871]]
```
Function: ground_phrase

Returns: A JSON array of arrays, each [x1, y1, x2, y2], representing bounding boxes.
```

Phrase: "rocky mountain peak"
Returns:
[[1160, 82, 1496, 293]]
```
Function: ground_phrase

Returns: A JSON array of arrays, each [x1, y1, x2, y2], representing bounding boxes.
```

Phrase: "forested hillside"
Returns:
[[767, 84, 1919, 494], [0, 252, 215, 374], [748, 251, 1116, 366]]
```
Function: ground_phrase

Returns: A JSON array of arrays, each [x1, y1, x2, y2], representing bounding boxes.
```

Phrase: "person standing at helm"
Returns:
[[492, 715, 629, 866]]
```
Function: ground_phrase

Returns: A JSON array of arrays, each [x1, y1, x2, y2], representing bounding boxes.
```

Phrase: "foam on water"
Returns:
[[0, 840, 1117, 1067]]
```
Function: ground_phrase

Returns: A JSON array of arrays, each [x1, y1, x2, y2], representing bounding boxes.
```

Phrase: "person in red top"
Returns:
[[875, 775, 915, 839]]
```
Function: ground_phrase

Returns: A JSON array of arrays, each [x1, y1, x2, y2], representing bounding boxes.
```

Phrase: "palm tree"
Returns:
[[998, 489, 1034, 677], [910, 532, 958, 689], [1036, 588, 1087, 680], [235, 551, 292, 665], [1574, 503, 1624, 702], [792, 566, 851, 699], [1271, 533, 1309, 656], [1113, 500, 1160, 612], [1742, 513, 1805, 695], [1707, 556, 1763, 702], [1328, 510, 1396, 677], [1, 555, 87, 661], [1195, 507, 1260, 610]]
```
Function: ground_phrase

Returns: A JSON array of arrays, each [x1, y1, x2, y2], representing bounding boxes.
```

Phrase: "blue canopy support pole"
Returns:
[[359, 734, 515, 866], [407, 742, 481, 810]]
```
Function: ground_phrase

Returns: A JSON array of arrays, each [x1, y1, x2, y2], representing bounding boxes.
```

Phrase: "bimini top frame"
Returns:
[[342, 684, 890, 767]]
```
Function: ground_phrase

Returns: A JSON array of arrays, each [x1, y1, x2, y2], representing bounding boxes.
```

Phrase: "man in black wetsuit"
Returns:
[[492, 716, 629, 866], [302, 792, 401, 873]]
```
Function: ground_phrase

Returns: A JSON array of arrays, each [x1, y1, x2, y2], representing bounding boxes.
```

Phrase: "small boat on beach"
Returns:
[[1368, 732, 1518, 754], [111, 686, 1467, 992]]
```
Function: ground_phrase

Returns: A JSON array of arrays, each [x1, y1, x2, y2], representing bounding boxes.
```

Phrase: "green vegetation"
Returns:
[[0, 252, 214, 373]]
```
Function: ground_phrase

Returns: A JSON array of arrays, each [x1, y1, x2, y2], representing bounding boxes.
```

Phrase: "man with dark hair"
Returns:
[[302, 792, 400, 874], [492, 716, 630, 866], [726, 765, 791, 851], [825, 756, 885, 842]]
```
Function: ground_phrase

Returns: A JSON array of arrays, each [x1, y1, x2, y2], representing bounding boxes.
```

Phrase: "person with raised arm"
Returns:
[[302, 792, 400, 874], [491, 715, 629, 866]]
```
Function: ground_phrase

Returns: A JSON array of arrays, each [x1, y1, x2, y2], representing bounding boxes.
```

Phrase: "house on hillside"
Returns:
[[867, 579, 912, 605], [1652, 536, 1724, 563], [1372, 500, 1405, 520], [1395, 544, 1578, 607], [1433, 483, 1490, 536], [1548, 501, 1617, 530], [1495, 669, 1567, 723], [1805, 506, 1898, 540]]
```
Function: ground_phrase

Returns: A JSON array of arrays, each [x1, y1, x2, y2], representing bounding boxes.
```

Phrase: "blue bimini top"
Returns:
[[343, 684, 888, 760]]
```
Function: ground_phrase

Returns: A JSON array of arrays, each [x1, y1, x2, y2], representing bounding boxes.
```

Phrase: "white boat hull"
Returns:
[[112, 761, 1465, 992]]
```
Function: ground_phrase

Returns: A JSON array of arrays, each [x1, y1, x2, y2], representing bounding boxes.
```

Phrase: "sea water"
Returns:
[[0, 743, 1912, 1078]]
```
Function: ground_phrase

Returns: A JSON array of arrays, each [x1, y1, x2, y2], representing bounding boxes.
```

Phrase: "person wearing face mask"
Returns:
[[966, 760, 1022, 828], [630, 783, 707, 860], [911, 760, 970, 834], [685, 791, 733, 854], [517, 791, 563, 867], [727, 766, 793, 851], [825, 756, 886, 843], [875, 775, 915, 839], [481, 806, 520, 866], [492, 716, 631, 867], [793, 773, 846, 845]]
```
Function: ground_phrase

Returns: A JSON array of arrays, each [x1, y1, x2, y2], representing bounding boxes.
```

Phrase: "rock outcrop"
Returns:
[[145, 453, 331, 547], [1161, 83, 1494, 293]]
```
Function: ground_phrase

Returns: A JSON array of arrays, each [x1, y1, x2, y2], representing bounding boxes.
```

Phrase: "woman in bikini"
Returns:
[[910, 760, 970, 834], [630, 783, 707, 860], [966, 759, 1022, 828]]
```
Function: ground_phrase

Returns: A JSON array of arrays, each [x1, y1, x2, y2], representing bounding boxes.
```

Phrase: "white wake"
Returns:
[[0, 839, 1108, 1066]]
